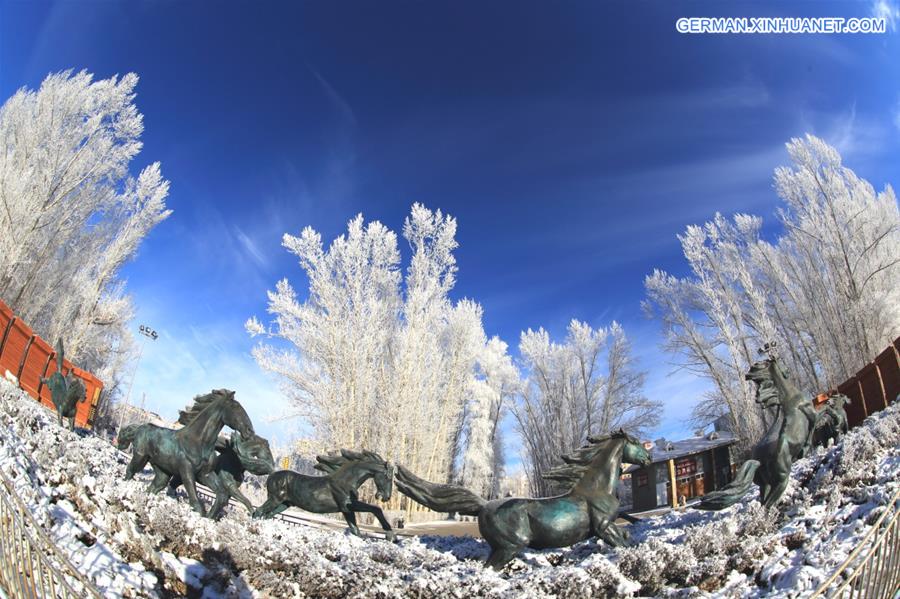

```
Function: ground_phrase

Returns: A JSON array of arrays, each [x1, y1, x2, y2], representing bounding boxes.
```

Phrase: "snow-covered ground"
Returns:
[[1, 378, 897, 598]]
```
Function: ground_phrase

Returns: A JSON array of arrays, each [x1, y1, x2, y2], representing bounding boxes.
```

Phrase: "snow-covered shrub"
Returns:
[[1, 379, 898, 598]]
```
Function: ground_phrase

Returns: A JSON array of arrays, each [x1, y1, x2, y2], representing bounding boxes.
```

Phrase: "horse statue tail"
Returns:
[[395, 466, 486, 516], [693, 460, 760, 511], [117, 424, 141, 451]]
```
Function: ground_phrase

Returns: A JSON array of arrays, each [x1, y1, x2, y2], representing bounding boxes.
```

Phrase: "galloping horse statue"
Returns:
[[697, 348, 819, 511], [814, 393, 850, 448], [39, 338, 86, 430], [253, 449, 395, 540], [395, 429, 651, 569], [169, 431, 275, 519], [117, 389, 256, 516]]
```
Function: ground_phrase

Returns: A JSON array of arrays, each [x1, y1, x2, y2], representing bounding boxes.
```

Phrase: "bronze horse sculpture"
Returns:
[[39, 339, 86, 430], [697, 351, 819, 511], [253, 449, 395, 540], [814, 393, 850, 448], [117, 389, 256, 516], [169, 431, 275, 519], [395, 430, 651, 569]]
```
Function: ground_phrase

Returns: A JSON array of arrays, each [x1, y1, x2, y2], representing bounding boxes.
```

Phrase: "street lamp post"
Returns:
[[123, 324, 158, 411]]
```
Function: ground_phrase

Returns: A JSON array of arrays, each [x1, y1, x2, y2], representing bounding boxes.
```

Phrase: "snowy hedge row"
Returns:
[[0, 379, 897, 598]]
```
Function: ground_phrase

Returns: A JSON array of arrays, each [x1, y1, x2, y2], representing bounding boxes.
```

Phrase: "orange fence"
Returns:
[[835, 337, 900, 429], [0, 298, 103, 429]]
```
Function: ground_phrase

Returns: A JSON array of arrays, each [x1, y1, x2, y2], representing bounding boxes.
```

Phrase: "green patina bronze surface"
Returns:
[[40, 339, 86, 431], [697, 346, 821, 511], [253, 449, 395, 540], [170, 431, 275, 519], [117, 389, 256, 516], [395, 429, 651, 569], [816, 393, 850, 447]]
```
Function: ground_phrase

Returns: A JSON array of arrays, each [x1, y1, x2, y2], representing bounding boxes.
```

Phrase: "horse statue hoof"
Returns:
[[384, 530, 396, 542]]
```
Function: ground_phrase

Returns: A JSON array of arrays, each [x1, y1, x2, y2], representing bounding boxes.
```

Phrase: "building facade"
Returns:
[[628, 432, 736, 513]]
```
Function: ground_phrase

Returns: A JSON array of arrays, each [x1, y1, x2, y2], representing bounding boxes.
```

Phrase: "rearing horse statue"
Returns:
[[395, 430, 651, 569], [39, 338, 86, 430], [117, 389, 255, 516], [697, 354, 819, 511]]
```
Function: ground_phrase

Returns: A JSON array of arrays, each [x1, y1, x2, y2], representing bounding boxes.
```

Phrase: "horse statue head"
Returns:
[[231, 431, 275, 475], [178, 389, 255, 439], [746, 358, 784, 409], [588, 429, 651, 467], [64, 373, 86, 406], [618, 430, 652, 467], [315, 449, 394, 501], [544, 429, 650, 490], [827, 393, 851, 409]]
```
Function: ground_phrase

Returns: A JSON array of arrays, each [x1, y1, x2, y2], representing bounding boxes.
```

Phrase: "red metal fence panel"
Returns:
[[858, 363, 888, 415], [0, 317, 33, 381], [875, 345, 900, 406], [0, 302, 13, 351], [0, 298, 103, 429], [19, 335, 53, 401]]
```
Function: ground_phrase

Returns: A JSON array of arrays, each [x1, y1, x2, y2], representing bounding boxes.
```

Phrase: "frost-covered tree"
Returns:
[[514, 320, 658, 497], [644, 135, 900, 450], [767, 135, 900, 384], [644, 215, 773, 446], [0, 70, 171, 418], [459, 337, 520, 498], [247, 204, 515, 510]]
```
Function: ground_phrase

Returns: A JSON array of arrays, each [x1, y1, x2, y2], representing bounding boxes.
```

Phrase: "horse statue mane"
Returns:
[[314, 449, 388, 474], [543, 429, 638, 488], [177, 389, 236, 427]]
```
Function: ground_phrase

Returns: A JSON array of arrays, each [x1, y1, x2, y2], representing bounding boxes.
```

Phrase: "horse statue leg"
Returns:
[[178, 467, 206, 517], [485, 545, 523, 570], [201, 473, 230, 520], [252, 497, 288, 519], [224, 479, 255, 514], [340, 508, 362, 537], [597, 521, 630, 547], [478, 503, 530, 570], [253, 471, 293, 519], [147, 466, 172, 494], [799, 405, 819, 458], [763, 451, 792, 509], [125, 453, 149, 480], [348, 499, 395, 541]]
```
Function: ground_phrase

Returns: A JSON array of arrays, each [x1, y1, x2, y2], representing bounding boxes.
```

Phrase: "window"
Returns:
[[675, 457, 697, 477]]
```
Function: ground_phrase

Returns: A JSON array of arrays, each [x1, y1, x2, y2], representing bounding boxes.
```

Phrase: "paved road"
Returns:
[[400, 519, 480, 537]]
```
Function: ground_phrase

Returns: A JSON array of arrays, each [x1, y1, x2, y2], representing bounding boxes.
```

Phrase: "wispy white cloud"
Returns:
[[797, 102, 889, 161], [234, 226, 269, 269], [126, 318, 304, 447], [667, 74, 771, 110], [872, 0, 900, 32], [307, 66, 357, 127], [893, 95, 900, 133]]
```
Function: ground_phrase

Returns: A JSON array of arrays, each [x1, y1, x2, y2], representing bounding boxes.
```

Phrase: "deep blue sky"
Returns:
[[2, 1, 899, 460]]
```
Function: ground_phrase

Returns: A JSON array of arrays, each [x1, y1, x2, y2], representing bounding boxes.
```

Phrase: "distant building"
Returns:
[[499, 471, 530, 498], [626, 431, 737, 513], [115, 401, 171, 429]]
